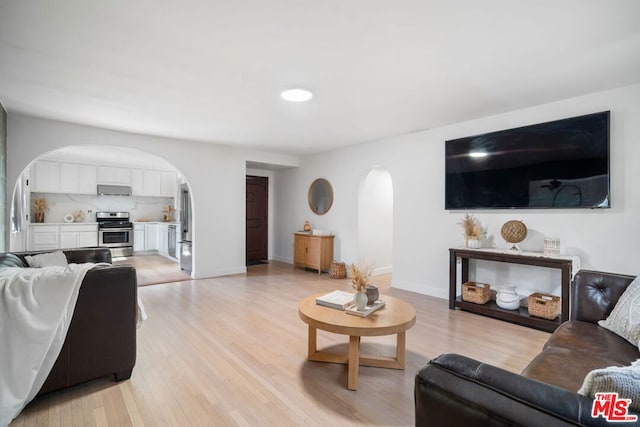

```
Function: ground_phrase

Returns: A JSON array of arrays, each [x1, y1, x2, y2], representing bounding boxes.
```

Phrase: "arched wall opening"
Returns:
[[9, 145, 193, 277], [357, 167, 393, 276]]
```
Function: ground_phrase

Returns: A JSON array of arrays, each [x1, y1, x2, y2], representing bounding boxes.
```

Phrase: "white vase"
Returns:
[[496, 285, 520, 310], [354, 291, 368, 311], [468, 239, 481, 249]]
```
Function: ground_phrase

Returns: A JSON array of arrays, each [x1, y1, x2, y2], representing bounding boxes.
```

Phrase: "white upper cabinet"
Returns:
[[97, 166, 130, 184], [130, 168, 144, 196], [32, 161, 59, 193], [32, 161, 97, 194], [160, 171, 177, 198], [143, 170, 162, 196], [31, 160, 176, 198]]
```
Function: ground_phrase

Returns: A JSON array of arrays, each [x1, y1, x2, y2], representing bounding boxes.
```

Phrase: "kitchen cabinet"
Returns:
[[157, 223, 169, 255], [143, 170, 162, 196], [133, 224, 145, 252], [32, 161, 59, 193], [97, 166, 130, 185], [144, 223, 159, 250], [29, 224, 98, 251], [160, 171, 177, 198], [30, 225, 59, 251], [31, 160, 176, 198], [32, 161, 97, 195], [59, 224, 98, 248], [130, 169, 144, 196], [77, 164, 98, 194], [293, 233, 334, 275]]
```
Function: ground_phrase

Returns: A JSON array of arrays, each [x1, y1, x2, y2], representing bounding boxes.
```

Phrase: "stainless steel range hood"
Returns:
[[97, 184, 132, 196]]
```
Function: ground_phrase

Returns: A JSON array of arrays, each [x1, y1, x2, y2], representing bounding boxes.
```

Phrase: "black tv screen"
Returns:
[[445, 111, 610, 209]]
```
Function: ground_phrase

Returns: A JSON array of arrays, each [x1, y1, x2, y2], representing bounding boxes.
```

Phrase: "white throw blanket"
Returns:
[[0, 263, 105, 426]]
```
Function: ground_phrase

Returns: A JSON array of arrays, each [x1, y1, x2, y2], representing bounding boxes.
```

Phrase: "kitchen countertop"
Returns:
[[30, 222, 99, 225], [133, 221, 179, 224]]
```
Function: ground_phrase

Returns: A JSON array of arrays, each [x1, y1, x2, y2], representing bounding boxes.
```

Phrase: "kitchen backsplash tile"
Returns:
[[31, 192, 174, 223]]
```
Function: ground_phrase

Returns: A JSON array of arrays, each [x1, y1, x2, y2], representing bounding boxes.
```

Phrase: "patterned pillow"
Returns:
[[578, 360, 640, 411], [25, 250, 69, 268], [598, 276, 640, 350]]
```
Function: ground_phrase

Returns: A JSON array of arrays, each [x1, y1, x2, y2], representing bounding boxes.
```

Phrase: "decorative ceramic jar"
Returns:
[[303, 221, 311, 231], [365, 284, 379, 305], [467, 238, 481, 249], [354, 291, 368, 311], [496, 285, 520, 310]]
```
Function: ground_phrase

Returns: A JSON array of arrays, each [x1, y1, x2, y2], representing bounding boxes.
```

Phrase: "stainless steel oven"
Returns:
[[97, 212, 133, 257]]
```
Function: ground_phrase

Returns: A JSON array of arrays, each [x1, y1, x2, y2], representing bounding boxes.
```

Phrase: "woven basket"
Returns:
[[528, 292, 560, 320], [462, 282, 491, 304], [329, 261, 346, 279]]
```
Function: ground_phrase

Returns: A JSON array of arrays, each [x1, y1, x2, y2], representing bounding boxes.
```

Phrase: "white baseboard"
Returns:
[[391, 279, 449, 300], [372, 266, 392, 276], [271, 255, 292, 264]]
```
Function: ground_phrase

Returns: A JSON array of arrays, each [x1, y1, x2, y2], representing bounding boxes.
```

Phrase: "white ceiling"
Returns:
[[1, 1, 639, 155]]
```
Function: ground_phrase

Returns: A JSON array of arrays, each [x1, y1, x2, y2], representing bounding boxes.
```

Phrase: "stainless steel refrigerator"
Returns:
[[179, 184, 192, 272]]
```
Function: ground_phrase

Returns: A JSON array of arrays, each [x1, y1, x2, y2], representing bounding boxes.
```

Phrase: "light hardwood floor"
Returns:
[[11, 262, 550, 426], [113, 255, 191, 286]]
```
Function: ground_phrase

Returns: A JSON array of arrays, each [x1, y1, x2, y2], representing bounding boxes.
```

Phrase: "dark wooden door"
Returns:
[[246, 175, 268, 262]]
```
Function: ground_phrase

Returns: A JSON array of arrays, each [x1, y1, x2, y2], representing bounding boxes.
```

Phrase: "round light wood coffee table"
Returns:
[[298, 293, 416, 390]]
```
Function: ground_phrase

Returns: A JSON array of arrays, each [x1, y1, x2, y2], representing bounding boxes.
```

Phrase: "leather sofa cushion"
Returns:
[[545, 321, 639, 365], [522, 321, 639, 392]]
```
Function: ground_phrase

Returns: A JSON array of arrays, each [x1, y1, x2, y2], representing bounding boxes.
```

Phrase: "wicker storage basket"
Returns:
[[528, 292, 560, 320], [462, 282, 491, 304], [329, 261, 346, 279]]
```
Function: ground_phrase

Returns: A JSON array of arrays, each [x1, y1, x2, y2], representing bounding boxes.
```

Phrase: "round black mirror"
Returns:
[[308, 178, 333, 215]]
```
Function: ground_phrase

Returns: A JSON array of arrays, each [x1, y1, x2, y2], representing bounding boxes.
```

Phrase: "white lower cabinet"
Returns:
[[144, 223, 159, 250], [30, 225, 59, 251], [30, 224, 98, 251], [133, 224, 145, 252], [132, 222, 175, 260]]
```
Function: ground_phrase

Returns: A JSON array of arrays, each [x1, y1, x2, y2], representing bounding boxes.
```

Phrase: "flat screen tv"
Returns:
[[445, 111, 610, 209]]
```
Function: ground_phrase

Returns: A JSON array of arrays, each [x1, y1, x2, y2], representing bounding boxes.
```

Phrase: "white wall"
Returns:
[[273, 84, 640, 299], [6, 114, 299, 279]]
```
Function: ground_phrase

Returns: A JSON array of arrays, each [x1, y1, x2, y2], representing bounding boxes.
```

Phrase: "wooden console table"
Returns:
[[449, 248, 576, 332]]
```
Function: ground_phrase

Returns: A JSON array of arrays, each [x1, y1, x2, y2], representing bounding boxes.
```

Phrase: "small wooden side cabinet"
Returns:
[[293, 233, 334, 275]]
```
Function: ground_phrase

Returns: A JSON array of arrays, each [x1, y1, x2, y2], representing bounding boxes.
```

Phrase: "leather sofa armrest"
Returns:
[[39, 263, 138, 394], [571, 270, 635, 323], [415, 354, 603, 427]]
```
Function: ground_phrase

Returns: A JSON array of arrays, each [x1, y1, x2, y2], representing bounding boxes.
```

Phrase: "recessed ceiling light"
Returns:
[[281, 88, 313, 102]]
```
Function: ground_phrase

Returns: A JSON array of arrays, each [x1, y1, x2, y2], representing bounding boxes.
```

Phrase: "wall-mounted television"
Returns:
[[445, 111, 610, 210]]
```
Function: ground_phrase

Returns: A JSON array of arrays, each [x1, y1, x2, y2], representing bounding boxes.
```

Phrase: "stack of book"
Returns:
[[315, 290, 386, 317], [315, 290, 355, 310]]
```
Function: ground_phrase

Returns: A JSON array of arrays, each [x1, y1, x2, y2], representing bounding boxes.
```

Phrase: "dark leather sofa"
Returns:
[[415, 270, 639, 426], [0, 247, 138, 395]]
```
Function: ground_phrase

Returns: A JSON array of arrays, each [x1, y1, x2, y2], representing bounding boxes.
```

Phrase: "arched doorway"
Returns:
[[9, 145, 193, 284], [357, 167, 393, 275]]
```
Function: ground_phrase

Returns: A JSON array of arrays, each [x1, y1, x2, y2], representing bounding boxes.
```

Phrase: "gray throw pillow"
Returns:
[[578, 360, 640, 412], [598, 276, 640, 350]]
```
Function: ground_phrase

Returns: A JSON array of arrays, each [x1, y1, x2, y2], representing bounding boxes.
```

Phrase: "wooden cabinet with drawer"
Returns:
[[293, 233, 334, 275]]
